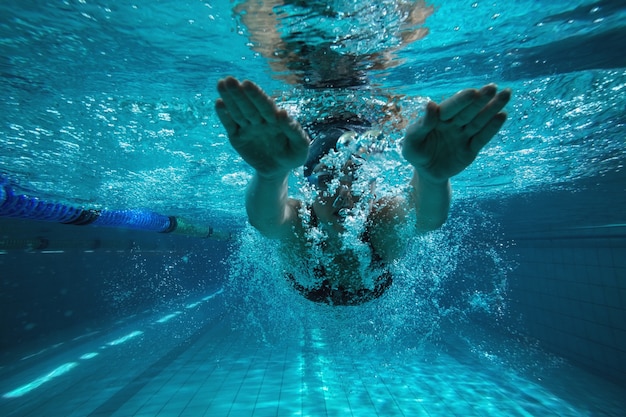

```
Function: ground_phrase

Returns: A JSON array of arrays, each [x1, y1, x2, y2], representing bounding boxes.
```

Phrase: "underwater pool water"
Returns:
[[1, 0, 624, 216], [1, 0, 625, 416]]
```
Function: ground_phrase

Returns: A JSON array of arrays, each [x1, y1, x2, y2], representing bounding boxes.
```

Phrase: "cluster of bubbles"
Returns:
[[101, 247, 191, 316], [225, 229, 511, 360], [278, 85, 427, 135], [296, 130, 391, 289]]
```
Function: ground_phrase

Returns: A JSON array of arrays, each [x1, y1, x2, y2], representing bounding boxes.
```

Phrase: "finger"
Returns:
[[464, 89, 512, 137], [217, 77, 247, 124], [220, 77, 265, 125], [451, 84, 496, 127], [405, 101, 438, 145], [469, 112, 507, 155], [421, 101, 439, 133], [215, 99, 239, 137], [242, 80, 279, 123], [277, 110, 310, 154], [439, 88, 478, 121]]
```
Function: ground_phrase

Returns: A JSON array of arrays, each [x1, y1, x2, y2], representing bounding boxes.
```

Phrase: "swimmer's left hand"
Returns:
[[402, 84, 511, 183]]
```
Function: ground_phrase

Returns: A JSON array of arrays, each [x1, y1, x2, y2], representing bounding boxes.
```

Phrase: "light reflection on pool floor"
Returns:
[[0, 292, 624, 417]]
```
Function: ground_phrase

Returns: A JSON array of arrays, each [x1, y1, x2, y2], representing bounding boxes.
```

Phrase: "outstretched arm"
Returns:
[[215, 77, 310, 239], [402, 84, 511, 231], [368, 85, 511, 261]]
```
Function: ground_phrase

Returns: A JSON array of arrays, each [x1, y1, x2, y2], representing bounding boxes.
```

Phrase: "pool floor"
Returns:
[[1, 290, 624, 416]]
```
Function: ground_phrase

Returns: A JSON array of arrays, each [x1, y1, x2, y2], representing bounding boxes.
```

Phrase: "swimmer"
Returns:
[[215, 76, 511, 306]]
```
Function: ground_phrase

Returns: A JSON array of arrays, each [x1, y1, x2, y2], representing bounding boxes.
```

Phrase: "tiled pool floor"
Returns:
[[1, 290, 624, 416]]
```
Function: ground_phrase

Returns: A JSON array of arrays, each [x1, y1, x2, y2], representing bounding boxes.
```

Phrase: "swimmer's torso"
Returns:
[[280, 218, 382, 292]]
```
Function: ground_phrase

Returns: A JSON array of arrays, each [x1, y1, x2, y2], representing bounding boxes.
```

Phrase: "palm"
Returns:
[[229, 119, 308, 176], [405, 123, 477, 181], [215, 77, 310, 178], [402, 85, 511, 183]]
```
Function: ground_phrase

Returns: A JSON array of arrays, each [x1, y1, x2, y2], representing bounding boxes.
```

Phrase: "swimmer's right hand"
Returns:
[[215, 77, 310, 179]]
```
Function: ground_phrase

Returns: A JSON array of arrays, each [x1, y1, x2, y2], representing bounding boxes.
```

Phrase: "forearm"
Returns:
[[245, 172, 294, 238], [410, 170, 451, 233]]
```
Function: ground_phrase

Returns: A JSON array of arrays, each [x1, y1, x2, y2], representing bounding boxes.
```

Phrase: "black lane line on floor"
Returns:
[[87, 303, 226, 417]]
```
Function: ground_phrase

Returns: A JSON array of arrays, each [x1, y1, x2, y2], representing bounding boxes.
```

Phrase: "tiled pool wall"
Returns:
[[505, 224, 626, 385]]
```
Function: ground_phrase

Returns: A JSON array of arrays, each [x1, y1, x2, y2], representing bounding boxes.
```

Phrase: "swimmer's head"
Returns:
[[303, 116, 373, 178], [304, 118, 380, 229], [310, 159, 363, 226]]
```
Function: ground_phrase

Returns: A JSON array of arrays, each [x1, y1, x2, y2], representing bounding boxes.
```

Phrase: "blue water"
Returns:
[[1, 1, 624, 217], [1, 1, 625, 416]]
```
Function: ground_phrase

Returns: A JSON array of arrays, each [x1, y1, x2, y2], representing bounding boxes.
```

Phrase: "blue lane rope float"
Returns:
[[0, 176, 227, 239]]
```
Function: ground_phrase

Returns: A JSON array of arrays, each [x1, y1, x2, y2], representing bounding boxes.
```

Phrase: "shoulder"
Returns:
[[371, 195, 408, 220], [252, 197, 305, 241], [366, 196, 410, 263]]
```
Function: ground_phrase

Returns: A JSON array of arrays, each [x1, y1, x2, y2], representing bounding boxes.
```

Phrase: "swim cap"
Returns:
[[303, 116, 372, 177]]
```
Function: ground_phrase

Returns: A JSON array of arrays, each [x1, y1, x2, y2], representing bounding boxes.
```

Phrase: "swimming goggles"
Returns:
[[305, 129, 382, 190], [306, 167, 357, 191]]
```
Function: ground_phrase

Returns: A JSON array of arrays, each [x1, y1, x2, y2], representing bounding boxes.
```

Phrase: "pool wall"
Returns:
[[0, 218, 231, 354], [490, 171, 626, 386], [506, 224, 625, 385]]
